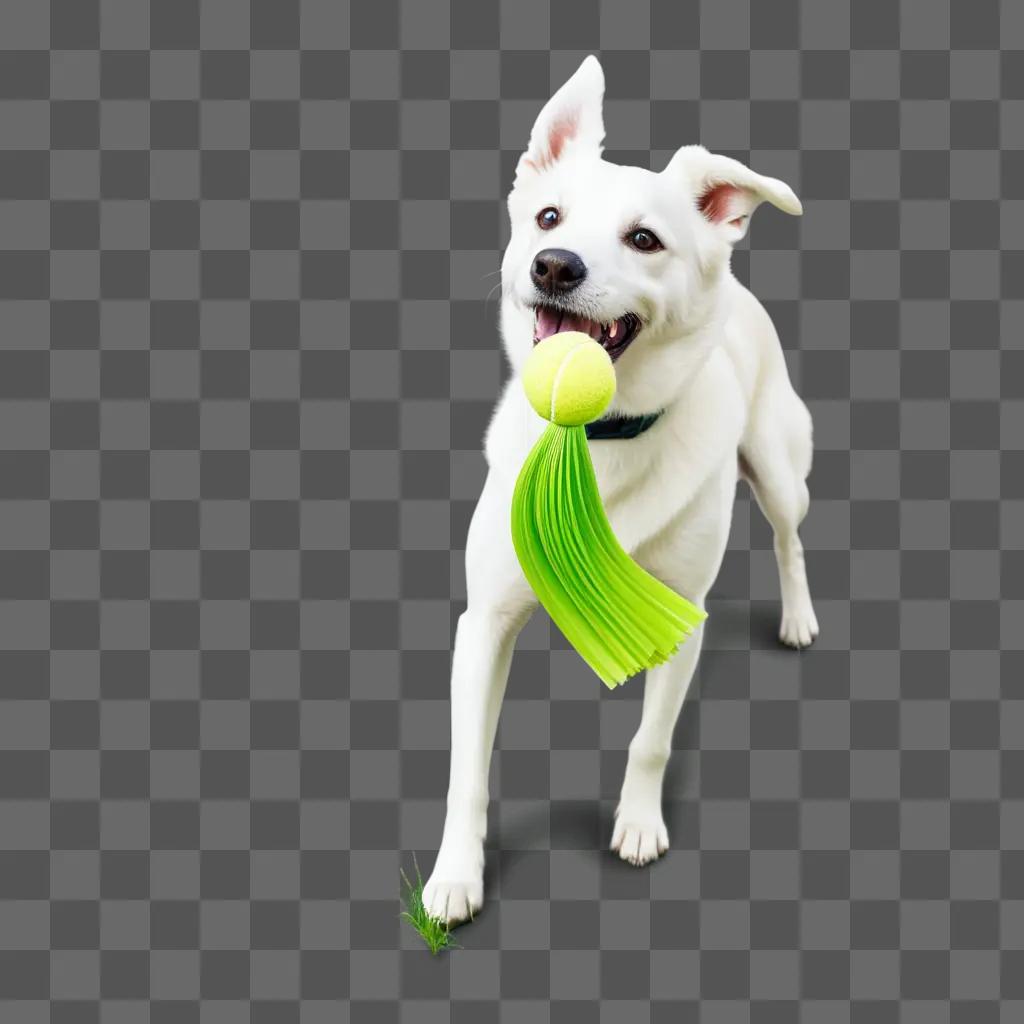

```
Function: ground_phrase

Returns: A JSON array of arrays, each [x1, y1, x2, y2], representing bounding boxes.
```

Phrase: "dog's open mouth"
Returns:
[[532, 304, 642, 362]]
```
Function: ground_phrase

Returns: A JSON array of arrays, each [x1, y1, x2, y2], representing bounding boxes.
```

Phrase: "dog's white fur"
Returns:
[[424, 56, 818, 924]]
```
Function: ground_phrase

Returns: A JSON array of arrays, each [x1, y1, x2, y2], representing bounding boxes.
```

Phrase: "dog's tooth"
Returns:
[[608, 320, 618, 340]]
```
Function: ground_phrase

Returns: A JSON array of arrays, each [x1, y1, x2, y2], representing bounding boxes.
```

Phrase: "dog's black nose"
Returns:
[[531, 248, 587, 294]]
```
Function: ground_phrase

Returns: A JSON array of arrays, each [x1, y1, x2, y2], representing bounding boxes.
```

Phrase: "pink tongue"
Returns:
[[535, 307, 562, 339], [535, 310, 599, 342]]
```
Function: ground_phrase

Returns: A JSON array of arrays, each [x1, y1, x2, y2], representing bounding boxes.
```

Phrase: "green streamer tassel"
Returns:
[[511, 421, 706, 689]]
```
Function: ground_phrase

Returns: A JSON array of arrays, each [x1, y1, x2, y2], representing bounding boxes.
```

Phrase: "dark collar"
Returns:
[[585, 409, 664, 441]]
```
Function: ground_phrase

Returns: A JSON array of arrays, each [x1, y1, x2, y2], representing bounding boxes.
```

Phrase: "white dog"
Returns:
[[423, 56, 817, 925]]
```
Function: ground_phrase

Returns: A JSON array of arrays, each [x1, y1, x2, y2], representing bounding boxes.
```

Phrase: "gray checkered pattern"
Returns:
[[0, 0, 1021, 1020]]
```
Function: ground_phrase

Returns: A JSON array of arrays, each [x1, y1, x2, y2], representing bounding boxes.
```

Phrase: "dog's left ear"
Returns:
[[514, 56, 605, 186], [665, 145, 802, 244]]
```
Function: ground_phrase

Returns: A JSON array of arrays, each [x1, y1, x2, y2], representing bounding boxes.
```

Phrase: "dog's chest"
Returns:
[[588, 436, 663, 506], [487, 349, 744, 554], [489, 387, 667, 499]]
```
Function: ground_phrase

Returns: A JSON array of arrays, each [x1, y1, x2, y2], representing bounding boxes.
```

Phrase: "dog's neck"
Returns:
[[611, 314, 722, 420], [603, 264, 730, 418], [585, 409, 664, 441]]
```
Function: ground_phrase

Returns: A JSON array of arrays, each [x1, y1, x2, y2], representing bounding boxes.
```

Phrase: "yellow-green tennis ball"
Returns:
[[523, 332, 616, 427]]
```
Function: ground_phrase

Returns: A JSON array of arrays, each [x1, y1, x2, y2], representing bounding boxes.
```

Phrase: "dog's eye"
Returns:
[[627, 228, 664, 252], [537, 207, 560, 230]]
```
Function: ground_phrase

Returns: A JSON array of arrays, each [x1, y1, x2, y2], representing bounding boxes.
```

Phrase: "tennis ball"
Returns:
[[523, 332, 616, 427]]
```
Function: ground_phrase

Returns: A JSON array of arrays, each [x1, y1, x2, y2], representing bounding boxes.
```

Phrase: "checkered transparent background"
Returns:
[[0, 0, 1022, 1020]]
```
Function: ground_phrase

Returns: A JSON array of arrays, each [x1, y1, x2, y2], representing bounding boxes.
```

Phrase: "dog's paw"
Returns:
[[611, 809, 669, 867], [422, 874, 483, 926], [779, 605, 819, 649]]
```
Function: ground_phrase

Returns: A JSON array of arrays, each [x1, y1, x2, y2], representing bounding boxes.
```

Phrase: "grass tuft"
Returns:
[[399, 854, 460, 955]]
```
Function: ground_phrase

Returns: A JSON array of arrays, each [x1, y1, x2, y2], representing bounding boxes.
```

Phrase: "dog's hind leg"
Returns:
[[422, 471, 536, 925], [741, 383, 818, 648]]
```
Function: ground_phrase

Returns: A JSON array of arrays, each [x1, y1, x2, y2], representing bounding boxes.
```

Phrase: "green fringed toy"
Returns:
[[511, 332, 706, 689]]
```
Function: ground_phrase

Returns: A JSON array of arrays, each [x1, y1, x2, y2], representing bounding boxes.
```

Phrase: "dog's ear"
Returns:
[[665, 145, 802, 244], [514, 56, 605, 185]]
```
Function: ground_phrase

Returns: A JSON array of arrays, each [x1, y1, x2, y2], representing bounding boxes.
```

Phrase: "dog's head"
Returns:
[[500, 56, 802, 412]]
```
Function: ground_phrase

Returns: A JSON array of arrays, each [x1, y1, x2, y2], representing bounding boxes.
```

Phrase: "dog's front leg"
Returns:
[[423, 472, 535, 925], [612, 621, 704, 866]]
